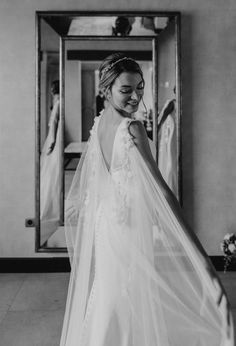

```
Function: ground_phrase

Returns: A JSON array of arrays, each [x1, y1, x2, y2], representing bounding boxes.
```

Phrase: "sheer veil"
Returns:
[[60, 115, 234, 346]]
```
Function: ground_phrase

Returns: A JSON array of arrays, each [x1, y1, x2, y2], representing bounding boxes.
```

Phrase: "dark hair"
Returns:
[[112, 17, 132, 36], [99, 52, 144, 98], [51, 80, 60, 95]]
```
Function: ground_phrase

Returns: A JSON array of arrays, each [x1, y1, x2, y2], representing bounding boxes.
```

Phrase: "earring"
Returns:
[[141, 97, 148, 115], [141, 98, 152, 132]]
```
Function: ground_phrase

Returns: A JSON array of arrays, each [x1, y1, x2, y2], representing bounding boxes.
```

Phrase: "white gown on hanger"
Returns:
[[40, 98, 61, 245], [60, 114, 234, 346], [158, 110, 178, 197]]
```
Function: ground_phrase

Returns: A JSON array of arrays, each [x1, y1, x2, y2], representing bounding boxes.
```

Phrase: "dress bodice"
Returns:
[[89, 115, 135, 224]]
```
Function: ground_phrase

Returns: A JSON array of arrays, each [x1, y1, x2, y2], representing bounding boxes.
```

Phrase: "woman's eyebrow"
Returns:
[[120, 84, 132, 88], [120, 81, 143, 88]]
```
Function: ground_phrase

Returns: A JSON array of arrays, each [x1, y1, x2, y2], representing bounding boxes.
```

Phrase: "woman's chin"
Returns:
[[125, 104, 139, 113], [113, 104, 139, 116]]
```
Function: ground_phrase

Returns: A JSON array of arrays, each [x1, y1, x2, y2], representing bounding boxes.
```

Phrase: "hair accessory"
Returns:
[[100, 57, 135, 80]]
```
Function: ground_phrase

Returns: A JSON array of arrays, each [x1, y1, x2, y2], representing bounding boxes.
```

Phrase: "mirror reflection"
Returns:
[[36, 13, 181, 250], [156, 19, 178, 197], [39, 18, 62, 247], [67, 16, 168, 36], [40, 79, 61, 245]]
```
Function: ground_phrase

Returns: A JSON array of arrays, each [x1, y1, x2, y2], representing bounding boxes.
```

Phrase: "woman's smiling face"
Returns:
[[108, 72, 144, 115]]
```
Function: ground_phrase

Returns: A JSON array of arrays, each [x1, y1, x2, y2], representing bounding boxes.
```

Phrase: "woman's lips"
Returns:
[[127, 102, 138, 106]]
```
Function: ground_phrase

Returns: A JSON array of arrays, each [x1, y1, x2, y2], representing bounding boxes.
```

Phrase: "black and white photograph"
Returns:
[[0, 4, 235, 346]]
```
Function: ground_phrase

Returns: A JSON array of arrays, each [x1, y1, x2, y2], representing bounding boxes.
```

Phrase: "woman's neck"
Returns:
[[103, 104, 132, 123]]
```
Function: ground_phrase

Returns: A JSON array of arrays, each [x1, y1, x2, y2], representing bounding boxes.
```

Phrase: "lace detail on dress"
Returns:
[[89, 115, 100, 137], [112, 119, 135, 225]]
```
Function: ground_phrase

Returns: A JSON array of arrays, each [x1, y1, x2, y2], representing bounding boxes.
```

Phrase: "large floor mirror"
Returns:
[[35, 11, 181, 252]]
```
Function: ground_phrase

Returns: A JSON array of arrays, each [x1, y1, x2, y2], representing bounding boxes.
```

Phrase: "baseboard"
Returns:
[[0, 256, 235, 273], [0, 258, 70, 273], [210, 256, 236, 272]]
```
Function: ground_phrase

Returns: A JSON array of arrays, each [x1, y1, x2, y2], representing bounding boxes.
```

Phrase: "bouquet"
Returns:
[[220, 233, 236, 272]]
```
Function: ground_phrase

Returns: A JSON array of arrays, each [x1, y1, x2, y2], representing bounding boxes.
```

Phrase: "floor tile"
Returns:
[[10, 273, 69, 312], [0, 274, 27, 310], [0, 272, 235, 345], [0, 310, 7, 324], [0, 310, 64, 346]]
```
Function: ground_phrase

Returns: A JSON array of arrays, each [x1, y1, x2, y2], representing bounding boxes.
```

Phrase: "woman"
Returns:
[[60, 53, 234, 346], [40, 80, 61, 245]]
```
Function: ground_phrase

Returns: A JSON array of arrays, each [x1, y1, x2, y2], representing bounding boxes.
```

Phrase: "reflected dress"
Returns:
[[158, 104, 178, 196], [60, 114, 234, 346], [40, 97, 61, 245]]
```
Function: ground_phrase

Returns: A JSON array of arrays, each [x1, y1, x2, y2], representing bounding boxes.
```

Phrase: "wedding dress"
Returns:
[[60, 114, 234, 346], [40, 98, 61, 245], [158, 111, 178, 196]]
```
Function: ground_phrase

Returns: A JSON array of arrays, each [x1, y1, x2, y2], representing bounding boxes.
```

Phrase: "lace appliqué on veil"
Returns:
[[112, 120, 135, 225], [82, 117, 100, 211]]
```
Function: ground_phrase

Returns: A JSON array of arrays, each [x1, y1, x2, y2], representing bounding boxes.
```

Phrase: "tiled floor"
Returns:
[[0, 272, 235, 346]]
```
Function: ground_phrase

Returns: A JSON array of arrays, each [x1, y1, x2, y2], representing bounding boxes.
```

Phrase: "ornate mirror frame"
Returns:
[[35, 11, 182, 252]]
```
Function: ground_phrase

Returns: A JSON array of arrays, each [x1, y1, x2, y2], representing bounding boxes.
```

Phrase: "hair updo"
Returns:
[[99, 52, 144, 98]]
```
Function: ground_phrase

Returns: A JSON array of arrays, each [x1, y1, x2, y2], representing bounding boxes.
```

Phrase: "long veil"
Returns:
[[60, 116, 234, 346]]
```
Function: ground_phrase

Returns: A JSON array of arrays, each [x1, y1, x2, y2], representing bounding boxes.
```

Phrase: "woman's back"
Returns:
[[97, 112, 127, 172]]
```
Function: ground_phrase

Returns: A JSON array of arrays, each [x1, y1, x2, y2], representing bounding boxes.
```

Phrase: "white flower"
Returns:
[[224, 233, 234, 241], [228, 243, 236, 253], [124, 135, 134, 150]]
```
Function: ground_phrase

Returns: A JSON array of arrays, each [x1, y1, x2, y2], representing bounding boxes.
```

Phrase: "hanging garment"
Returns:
[[158, 110, 178, 197], [60, 114, 234, 346], [40, 98, 61, 245]]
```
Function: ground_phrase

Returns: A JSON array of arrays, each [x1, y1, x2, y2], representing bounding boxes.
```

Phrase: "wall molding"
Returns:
[[0, 256, 235, 273]]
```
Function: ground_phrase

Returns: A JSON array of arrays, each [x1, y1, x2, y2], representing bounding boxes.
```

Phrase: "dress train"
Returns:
[[60, 115, 234, 346]]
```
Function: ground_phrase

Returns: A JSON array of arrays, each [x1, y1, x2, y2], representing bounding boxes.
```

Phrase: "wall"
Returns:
[[0, 0, 236, 257]]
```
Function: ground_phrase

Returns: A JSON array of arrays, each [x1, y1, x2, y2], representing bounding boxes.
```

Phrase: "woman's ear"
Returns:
[[105, 88, 111, 100]]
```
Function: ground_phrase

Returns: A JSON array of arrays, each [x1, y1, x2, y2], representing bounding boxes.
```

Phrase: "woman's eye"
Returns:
[[120, 86, 144, 94], [120, 89, 131, 94]]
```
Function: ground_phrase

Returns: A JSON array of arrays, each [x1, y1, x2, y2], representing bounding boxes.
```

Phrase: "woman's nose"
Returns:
[[130, 90, 139, 100]]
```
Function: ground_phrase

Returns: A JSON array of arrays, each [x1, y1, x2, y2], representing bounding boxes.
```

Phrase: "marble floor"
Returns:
[[0, 272, 235, 346]]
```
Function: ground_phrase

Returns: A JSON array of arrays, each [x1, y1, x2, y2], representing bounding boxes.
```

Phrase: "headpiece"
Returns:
[[100, 57, 135, 80]]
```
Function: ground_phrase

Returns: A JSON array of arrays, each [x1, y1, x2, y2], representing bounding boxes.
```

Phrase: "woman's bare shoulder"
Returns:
[[128, 120, 147, 140], [128, 120, 156, 163]]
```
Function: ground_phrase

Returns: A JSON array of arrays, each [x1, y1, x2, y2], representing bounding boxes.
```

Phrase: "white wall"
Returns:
[[0, 0, 236, 256]]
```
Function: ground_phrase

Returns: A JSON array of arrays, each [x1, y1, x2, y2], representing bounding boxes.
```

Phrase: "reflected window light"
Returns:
[[67, 17, 117, 35]]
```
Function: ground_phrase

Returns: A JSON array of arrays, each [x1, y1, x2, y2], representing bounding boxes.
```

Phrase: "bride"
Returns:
[[60, 53, 234, 346]]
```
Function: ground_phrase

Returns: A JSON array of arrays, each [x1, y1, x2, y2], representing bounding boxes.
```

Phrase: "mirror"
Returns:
[[36, 11, 181, 251]]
